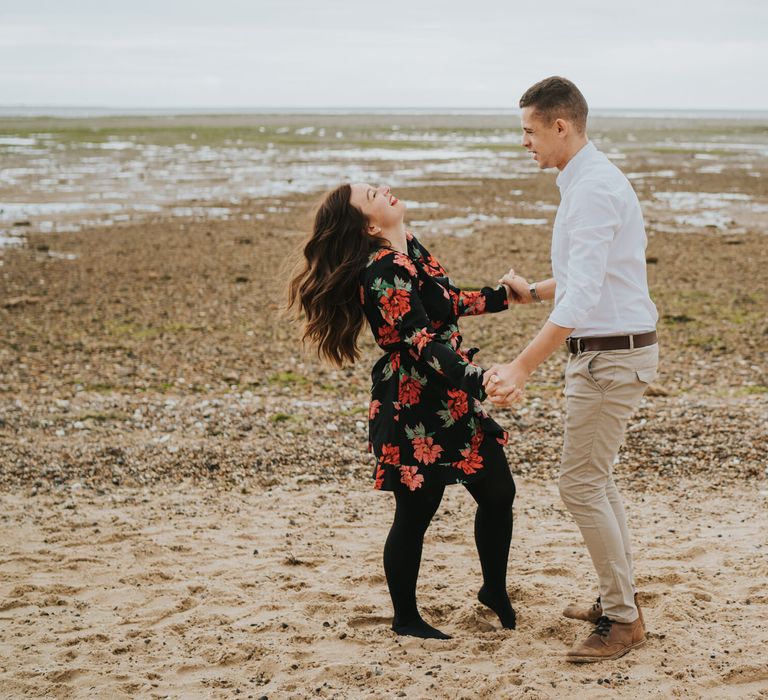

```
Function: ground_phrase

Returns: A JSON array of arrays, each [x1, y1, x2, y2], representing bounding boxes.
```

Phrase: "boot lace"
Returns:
[[590, 597, 602, 613], [593, 615, 614, 637]]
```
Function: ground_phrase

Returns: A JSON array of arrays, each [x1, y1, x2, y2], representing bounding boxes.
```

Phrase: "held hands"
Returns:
[[499, 268, 533, 305], [489, 266, 534, 405], [483, 359, 530, 406]]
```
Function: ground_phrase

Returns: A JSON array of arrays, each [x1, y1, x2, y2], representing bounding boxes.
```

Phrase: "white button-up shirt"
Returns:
[[548, 141, 658, 337]]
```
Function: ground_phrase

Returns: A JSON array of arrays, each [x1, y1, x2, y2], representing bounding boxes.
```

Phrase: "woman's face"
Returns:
[[349, 183, 406, 234]]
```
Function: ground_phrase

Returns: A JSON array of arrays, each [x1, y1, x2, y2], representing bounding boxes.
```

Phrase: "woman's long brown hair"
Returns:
[[287, 184, 383, 366]]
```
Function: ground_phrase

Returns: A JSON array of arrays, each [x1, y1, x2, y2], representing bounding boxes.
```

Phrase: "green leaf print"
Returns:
[[437, 405, 456, 428], [427, 357, 443, 374], [404, 422, 429, 440], [464, 363, 483, 377], [371, 277, 392, 295], [393, 275, 412, 292]]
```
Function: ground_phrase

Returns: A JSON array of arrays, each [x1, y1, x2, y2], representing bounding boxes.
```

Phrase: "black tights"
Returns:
[[383, 450, 516, 639]]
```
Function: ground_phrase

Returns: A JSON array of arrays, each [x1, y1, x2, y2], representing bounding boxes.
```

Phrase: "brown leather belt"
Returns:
[[566, 330, 657, 355]]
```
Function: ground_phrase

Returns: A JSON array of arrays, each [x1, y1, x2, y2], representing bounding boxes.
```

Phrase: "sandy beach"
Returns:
[[1, 113, 767, 698], [2, 476, 766, 699]]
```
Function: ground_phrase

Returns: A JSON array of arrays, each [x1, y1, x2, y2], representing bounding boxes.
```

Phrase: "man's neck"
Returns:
[[556, 137, 589, 171]]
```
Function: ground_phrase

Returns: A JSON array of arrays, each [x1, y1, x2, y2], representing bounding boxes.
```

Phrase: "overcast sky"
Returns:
[[1, 0, 767, 110]]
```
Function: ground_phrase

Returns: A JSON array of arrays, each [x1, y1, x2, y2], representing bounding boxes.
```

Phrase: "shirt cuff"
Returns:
[[549, 304, 585, 329]]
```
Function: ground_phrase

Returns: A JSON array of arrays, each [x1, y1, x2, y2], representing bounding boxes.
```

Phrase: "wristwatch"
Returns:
[[529, 283, 542, 303]]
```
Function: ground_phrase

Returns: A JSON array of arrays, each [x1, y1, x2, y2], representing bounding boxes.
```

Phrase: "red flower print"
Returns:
[[497, 431, 509, 445], [462, 292, 486, 315], [449, 331, 461, 349], [377, 323, 400, 346], [399, 466, 424, 491], [412, 436, 444, 465], [399, 375, 422, 406], [374, 466, 385, 490], [392, 253, 417, 277], [391, 352, 401, 373], [470, 430, 483, 451], [409, 328, 435, 353], [381, 443, 400, 465], [447, 389, 469, 421], [371, 249, 391, 263], [369, 399, 381, 420], [456, 447, 484, 475], [426, 254, 446, 275], [380, 288, 411, 321]]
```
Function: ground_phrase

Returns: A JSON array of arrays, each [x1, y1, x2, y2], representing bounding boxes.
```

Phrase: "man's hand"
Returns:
[[499, 270, 532, 304], [483, 359, 530, 406]]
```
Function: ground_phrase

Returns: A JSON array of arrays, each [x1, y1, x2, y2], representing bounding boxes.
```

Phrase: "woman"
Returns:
[[288, 183, 520, 639]]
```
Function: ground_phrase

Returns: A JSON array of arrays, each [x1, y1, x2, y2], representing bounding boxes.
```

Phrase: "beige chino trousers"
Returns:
[[559, 343, 659, 624]]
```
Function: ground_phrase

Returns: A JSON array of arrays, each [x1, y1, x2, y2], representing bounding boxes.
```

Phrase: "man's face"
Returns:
[[520, 106, 564, 170]]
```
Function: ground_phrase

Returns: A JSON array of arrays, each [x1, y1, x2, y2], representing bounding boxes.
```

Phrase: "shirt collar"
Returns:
[[556, 141, 596, 193]]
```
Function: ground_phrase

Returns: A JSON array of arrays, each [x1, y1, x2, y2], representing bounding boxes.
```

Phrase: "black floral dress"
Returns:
[[360, 232, 510, 492]]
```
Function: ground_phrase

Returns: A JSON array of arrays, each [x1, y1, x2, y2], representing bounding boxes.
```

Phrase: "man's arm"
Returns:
[[510, 320, 571, 374], [483, 321, 572, 404], [487, 183, 619, 404], [532, 277, 556, 301], [499, 273, 556, 303]]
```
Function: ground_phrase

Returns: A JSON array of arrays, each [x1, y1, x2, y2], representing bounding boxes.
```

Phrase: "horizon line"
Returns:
[[3, 105, 768, 114]]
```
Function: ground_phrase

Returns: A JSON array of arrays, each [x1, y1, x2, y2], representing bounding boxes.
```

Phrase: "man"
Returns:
[[485, 76, 659, 663]]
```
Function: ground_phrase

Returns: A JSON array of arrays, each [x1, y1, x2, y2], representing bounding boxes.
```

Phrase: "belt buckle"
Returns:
[[567, 337, 585, 354]]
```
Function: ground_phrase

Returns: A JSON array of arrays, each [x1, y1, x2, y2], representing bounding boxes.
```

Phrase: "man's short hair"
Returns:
[[519, 76, 588, 132]]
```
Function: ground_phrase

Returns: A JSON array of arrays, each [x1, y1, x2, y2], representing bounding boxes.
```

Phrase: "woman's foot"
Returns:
[[392, 615, 452, 639], [478, 585, 517, 629]]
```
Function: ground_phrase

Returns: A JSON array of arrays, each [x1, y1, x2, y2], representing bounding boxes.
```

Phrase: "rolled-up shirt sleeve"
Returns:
[[549, 182, 621, 329]]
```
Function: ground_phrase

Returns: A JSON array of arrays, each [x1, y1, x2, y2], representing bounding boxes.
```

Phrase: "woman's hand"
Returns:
[[499, 268, 532, 304], [483, 360, 529, 405]]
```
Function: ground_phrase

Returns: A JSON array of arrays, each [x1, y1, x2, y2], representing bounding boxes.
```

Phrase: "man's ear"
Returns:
[[555, 118, 568, 136]]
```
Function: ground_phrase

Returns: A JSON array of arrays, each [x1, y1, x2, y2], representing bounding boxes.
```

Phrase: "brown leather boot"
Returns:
[[565, 614, 646, 663], [563, 593, 644, 626]]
